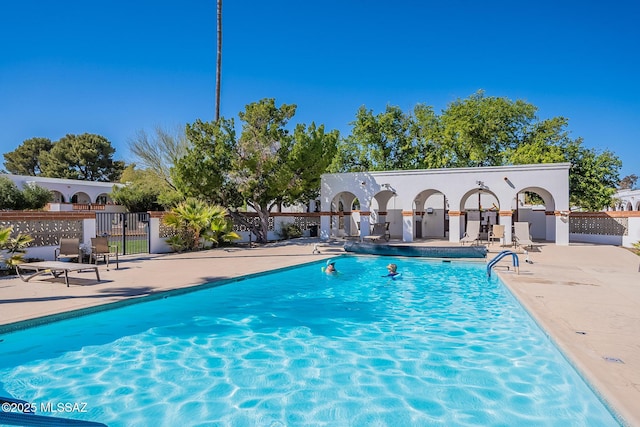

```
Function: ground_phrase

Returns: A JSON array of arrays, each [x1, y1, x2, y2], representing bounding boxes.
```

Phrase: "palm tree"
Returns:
[[0, 226, 33, 272], [163, 198, 212, 250], [203, 206, 240, 247], [163, 198, 239, 251], [215, 0, 222, 121]]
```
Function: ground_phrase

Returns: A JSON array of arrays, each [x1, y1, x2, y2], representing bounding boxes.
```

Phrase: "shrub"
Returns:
[[0, 226, 34, 273], [0, 177, 52, 210], [278, 222, 302, 240]]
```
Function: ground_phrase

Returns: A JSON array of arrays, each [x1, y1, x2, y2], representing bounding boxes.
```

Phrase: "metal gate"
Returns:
[[96, 212, 150, 255]]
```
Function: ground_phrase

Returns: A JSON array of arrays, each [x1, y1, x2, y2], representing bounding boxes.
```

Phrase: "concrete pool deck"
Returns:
[[1, 239, 639, 426]]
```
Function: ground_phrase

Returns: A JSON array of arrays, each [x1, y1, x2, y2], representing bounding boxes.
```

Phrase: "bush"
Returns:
[[0, 177, 24, 209], [278, 222, 302, 240], [22, 184, 53, 209], [0, 177, 52, 210], [0, 226, 34, 273]]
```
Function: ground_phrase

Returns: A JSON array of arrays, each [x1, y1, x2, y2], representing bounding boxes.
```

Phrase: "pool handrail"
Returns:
[[487, 250, 519, 277]]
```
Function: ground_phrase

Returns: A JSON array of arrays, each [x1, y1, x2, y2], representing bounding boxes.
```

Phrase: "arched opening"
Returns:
[[460, 187, 499, 240], [330, 192, 358, 237], [51, 191, 65, 203], [71, 192, 91, 204], [367, 189, 400, 239], [512, 186, 556, 242], [96, 193, 110, 204], [413, 189, 448, 239]]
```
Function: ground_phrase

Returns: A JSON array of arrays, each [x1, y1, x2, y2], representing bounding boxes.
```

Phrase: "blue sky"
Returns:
[[1, 0, 638, 179]]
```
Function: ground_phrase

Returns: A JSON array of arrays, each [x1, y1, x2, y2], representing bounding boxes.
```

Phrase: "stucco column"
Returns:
[[402, 211, 414, 242], [448, 211, 463, 243], [545, 211, 556, 242], [555, 211, 570, 245], [500, 211, 513, 245], [360, 212, 371, 239], [320, 214, 331, 240]]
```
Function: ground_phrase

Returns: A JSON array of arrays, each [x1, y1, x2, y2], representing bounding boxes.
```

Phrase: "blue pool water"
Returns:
[[0, 256, 620, 426]]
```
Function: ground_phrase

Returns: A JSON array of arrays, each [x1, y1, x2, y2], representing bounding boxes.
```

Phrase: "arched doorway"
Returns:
[[71, 192, 91, 204], [413, 189, 448, 239]]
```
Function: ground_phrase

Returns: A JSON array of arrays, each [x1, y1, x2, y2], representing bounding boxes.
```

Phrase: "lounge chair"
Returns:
[[513, 221, 534, 249], [363, 223, 390, 242], [488, 224, 505, 246], [460, 220, 481, 245], [91, 236, 119, 270], [16, 261, 101, 287], [54, 238, 81, 262]]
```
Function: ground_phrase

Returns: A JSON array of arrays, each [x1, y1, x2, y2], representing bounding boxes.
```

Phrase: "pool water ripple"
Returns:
[[0, 256, 621, 426]]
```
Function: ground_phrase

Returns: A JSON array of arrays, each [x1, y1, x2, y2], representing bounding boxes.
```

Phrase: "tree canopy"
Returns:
[[109, 164, 174, 212], [331, 91, 621, 211], [4, 134, 125, 182], [172, 98, 339, 242], [3, 137, 53, 176], [127, 126, 188, 188]]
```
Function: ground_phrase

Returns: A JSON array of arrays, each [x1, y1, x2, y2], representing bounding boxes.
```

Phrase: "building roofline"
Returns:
[[2, 173, 124, 189], [322, 163, 572, 178]]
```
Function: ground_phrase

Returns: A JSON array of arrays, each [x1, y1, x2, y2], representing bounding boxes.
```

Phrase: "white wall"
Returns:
[[321, 163, 571, 244]]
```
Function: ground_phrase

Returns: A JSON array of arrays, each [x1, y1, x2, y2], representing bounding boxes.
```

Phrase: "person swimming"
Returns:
[[323, 260, 337, 274], [383, 263, 400, 279]]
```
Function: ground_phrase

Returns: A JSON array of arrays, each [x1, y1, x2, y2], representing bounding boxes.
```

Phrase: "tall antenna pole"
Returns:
[[215, 0, 222, 121]]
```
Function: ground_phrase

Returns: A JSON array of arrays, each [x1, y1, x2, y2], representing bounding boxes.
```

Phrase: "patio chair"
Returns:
[[54, 238, 81, 262], [488, 224, 505, 246], [513, 221, 534, 249], [363, 223, 390, 242], [91, 236, 119, 270], [460, 220, 481, 245]]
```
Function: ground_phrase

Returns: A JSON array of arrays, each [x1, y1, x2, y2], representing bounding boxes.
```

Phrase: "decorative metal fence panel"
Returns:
[[292, 215, 321, 231], [231, 215, 274, 232], [0, 219, 83, 247], [96, 212, 150, 255], [570, 215, 628, 236]]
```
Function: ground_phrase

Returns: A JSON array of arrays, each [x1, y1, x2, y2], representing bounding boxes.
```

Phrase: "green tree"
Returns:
[[0, 177, 53, 210], [565, 144, 621, 211], [110, 164, 176, 212], [22, 183, 53, 209], [173, 98, 339, 243], [440, 91, 537, 167], [506, 118, 622, 210], [331, 105, 414, 172], [39, 133, 125, 181], [127, 126, 188, 188], [411, 103, 449, 169], [3, 137, 53, 175], [335, 91, 621, 211], [0, 177, 24, 209]]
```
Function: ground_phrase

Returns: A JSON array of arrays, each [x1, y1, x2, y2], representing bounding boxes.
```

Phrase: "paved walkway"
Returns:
[[1, 239, 639, 426]]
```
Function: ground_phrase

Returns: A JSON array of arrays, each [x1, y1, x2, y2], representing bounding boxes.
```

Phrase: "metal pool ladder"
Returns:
[[487, 250, 519, 277]]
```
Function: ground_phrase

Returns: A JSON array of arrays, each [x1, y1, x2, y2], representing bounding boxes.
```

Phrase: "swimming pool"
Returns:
[[0, 255, 620, 426]]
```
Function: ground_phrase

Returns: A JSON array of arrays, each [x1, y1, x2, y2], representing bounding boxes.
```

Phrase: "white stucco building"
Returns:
[[320, 163, 571, 245], [3, 174, 123, 206], [611, 188, 640, 211]]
